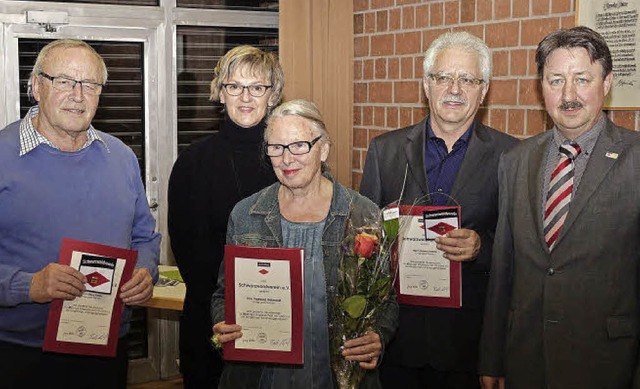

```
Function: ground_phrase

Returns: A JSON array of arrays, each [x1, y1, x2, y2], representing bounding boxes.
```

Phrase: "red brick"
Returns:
[[388, 57, 400, 79], [352, 149, 362, 172], [354, 59, 363, 80], [369, 81, 393, 103], [528, 49, 539, 76], [371, 0, 393, 9], [519, 78, 544, 106], [354, 83, 368, 103], [376, 10, 388, 32], [399, 107, 413, 127], [364, 12, 376, 34], [415, 56, 425, 79], [510, 49, 528, 76], [552, 0, 572, 14], [611, 111, 637, 130], [354, 14, 364, 34], [354, 36, 369, 57], [352, 172, 362, 191], [521, 17, 559, 46], [485, 79, 518, 105], [560, 15, 575, 29], [370, 129, 386, 141], [374, 58, 386, 79], [489, 108, 507, 132], [374, 106, 386, 127], [363, 59, 374, 79], [495, 0, 511, 19], [527, 109, 547, 135], [413, 107, 427, 121], [402, 6, 415, 29], [461, 0, 475, 23], [400, 57, 414, 79], [513, 0, 529, 18], [416, 5, 429, 28], [371, 34, 395, 56], [492, 50, 509, 77], [397, 0, 421, 5], [508, 109, 526, 136], [353, 106, 362, 126], [354, 0, 369, 13], [477, 107, 489, 125], [387, 106, 399, 128], [532, 0, 549, 16], [389, 9, 402, 30], [395, 80, 420, 103], [486, 21, 519, 48], [477, 0, 492, 21], [423, 28, 451, 51], [452, 25, 484, 41], [354, 127, 368, 148], [445, 2, 459, 25], [430, 3, 443, 26], [396, 31, 421, 55], [362, 106, 374, 126]]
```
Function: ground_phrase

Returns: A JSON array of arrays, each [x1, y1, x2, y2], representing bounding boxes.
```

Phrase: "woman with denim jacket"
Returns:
[[211, 99, 398, 388]]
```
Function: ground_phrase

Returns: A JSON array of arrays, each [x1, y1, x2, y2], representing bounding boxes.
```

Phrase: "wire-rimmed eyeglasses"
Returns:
[[427, 73, 485, 88], [265, 135, 323, 157], [222, 83, 272, 97], [39, 72, 104, 96]]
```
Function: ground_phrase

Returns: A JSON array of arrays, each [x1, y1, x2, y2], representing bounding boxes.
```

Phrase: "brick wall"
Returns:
[[352, 0, 640, 189]]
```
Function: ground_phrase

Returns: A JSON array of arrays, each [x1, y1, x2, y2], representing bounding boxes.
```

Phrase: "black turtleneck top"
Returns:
[[167, 115, 277, 381]]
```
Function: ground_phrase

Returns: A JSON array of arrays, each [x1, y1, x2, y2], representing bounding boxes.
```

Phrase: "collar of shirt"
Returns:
[[426, 118, 473, 151], [551, 113, 605, 159], [19, 105, 108, 156]]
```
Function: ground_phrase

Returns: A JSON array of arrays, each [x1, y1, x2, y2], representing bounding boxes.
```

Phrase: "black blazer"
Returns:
[[360, 117, 518, 372]]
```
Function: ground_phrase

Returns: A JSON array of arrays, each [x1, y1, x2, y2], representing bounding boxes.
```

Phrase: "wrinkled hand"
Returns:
[[30, 263, 87, 303], [435, 228, 481, 262], [480, 375, 505, 389], [341, 331, 382, 370], [120, 268, 154, 305], [212, 321, 243, 346]]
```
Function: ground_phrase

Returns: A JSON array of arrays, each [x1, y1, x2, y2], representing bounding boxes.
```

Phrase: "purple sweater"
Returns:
[[0, 119, 160, 347]]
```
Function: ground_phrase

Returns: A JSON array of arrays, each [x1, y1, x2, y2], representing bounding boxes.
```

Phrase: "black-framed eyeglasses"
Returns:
[[39, 72, 105, 96], [222, 83, 272, 97], [427, 73, 485, 87], [265, 135, 323, 157]]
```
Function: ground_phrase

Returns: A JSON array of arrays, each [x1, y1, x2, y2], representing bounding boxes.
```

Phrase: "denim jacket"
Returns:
[[211, 177, 399, 389]]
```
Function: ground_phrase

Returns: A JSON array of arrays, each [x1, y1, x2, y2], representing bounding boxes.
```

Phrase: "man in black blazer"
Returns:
[[360, 31, 517, 389], [479, 26, 640, 389]]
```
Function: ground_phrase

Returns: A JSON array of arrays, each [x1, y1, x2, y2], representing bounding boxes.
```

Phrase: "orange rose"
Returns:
[[354, 232, 378, 258]]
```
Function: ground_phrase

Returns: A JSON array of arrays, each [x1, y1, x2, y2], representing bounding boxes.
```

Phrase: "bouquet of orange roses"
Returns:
[[329, 206, 399, 389]]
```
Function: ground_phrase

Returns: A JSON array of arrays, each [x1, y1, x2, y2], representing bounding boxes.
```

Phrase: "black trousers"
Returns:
[[0, 337, 128, 389], [380, 362, 480, 389], [179, 314, 223, 389]]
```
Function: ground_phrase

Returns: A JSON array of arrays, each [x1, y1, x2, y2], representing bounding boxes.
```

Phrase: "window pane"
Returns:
[[176, 26, 278, 152], [24, 0, 158, 6], [177, 0, 278, 11], [19, 39, 146, 173]]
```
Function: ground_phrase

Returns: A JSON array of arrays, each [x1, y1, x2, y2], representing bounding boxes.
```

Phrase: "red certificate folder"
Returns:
[[394, 205, 462, 308], [223, 245, 304, 364], [43, 238, 137, 357]]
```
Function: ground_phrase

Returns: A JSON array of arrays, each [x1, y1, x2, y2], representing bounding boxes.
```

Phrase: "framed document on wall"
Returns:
[[576, 0, 640, 109]]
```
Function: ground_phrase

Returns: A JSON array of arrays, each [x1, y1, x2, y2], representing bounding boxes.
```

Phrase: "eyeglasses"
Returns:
[[265, 135, 323, 157], [427, 73, 485, 88], [222, 83, 272, 97], [39, 72, 104, 96]]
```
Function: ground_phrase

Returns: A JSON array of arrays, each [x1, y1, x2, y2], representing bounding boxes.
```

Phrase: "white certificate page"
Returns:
[[398, 215, 451, 297], [234, 258, 293, 351]]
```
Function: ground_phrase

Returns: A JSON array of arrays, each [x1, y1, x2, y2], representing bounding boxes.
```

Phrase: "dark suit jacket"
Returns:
[[479, 117, 640, 389], [360, 117, 518, 372]]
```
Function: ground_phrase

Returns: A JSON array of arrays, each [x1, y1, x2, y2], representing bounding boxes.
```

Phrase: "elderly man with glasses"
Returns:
[[360, 31, 517, 389], [0, 39, 160, 389]]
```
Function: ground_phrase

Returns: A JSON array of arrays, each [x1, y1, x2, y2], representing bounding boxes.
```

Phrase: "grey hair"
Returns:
[[31, 39, 108, 84], [265, 99, 331, 172], [423, 31, 491, 82]]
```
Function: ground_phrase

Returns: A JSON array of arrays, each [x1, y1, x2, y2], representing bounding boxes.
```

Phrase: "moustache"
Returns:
[[559, 101, 583, 110], [441, 95, 466, 105]]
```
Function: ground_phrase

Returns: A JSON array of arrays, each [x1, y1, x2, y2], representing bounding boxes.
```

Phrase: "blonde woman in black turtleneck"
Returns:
[[168, 45, 284, 389]]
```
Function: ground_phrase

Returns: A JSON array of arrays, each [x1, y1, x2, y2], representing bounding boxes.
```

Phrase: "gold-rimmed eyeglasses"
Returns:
[[427, 73, 485, 88], [39, 72, 104, 96]]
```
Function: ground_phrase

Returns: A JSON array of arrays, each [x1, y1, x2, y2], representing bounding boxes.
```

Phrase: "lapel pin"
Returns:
[[605, 152, 619, 159]]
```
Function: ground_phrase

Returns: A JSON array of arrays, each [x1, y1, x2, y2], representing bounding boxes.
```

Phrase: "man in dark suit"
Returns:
[[479, 26, 640, 389], [360, 31, 517, 389]]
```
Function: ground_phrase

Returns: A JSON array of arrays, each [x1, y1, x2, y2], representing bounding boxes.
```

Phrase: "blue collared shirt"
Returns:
[[425, 117, 473, 206]]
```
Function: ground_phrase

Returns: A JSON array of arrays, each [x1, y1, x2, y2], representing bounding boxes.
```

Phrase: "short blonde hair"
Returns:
[[31, 39, 108, 84], [210, 45, 284, 106]]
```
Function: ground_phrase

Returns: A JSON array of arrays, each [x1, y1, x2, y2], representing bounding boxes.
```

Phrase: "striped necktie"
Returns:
[[544, 142, 581, 249]]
